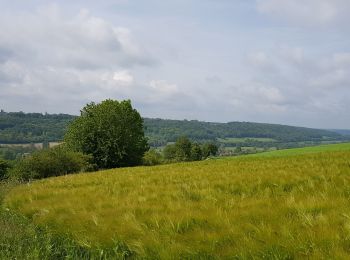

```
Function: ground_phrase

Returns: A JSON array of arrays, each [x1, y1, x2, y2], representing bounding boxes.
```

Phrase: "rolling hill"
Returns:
[[329, 129, 350, 136], [0, 111, 347, 146]]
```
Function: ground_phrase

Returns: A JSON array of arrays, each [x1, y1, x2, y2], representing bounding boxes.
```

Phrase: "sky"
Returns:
[[0, 0, 349, 128]]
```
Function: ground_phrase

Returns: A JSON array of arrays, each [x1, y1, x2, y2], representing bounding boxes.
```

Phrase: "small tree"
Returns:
[[190, 143, 202, 161], [174, 136, 192, 161], [65, 99, 149, 169], [163, 144, 177, 162], [202, 142, 219, 158]]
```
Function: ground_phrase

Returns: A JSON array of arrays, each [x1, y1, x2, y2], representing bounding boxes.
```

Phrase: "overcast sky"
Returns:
[[0, 0, 349, 128]]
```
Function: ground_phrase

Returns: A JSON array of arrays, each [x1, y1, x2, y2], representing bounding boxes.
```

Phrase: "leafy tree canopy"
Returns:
[[64, 99, 149, 169]]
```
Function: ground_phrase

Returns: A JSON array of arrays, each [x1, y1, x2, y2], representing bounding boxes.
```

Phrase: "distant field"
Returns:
[[247, 142, 350, 158], [0, 142, 60, 149], [4, 143, 350, 258], [217, 137, 277, 143]]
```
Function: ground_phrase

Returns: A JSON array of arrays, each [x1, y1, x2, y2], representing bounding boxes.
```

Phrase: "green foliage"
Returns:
[[163, 137, 218, 163], [190, 143, 202, 161], [163, 144, 177, 162], [201, 142, 219, 157], [0, 111, 74, 143], [10, 146, 92, 181], [144, 118, 346, 146], [143, 149, 163, 166], [174, 136, 192, 161], [234, 146, 242, 154], [0, 145, 39, 161], [0, 159, 10, 180], [1, 110, 347, 150], [64, 99, 149, 169]]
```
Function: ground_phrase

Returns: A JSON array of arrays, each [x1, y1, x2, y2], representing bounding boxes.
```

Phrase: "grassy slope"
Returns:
[[0, 181, 131, 259], [4, 143, 350, 259], [247, 142, 350, 157]]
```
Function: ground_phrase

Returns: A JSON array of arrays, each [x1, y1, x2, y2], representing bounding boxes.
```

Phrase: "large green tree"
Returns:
[[64, 99, 149, 169]]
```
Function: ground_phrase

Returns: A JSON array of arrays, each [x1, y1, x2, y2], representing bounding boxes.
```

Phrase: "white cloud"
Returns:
[[248, 51, 269, 67], [0, 1, 349, 128], [308, 52, 350, 89], [333, 53, 350, 67], [146, 80, 181, 103], [243, 47, 350, 119], [149, 80, 178, 94], [0, 5, 155, 112], [112, 70, 134, 86], [256, 0, 350, 26]]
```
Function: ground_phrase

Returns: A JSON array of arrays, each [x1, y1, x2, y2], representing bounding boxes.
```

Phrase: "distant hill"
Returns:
[[329, 129, 350, 136], [0, 111, 347, 145], [144, 118, 346, 146], [0, 111, 74, 144]]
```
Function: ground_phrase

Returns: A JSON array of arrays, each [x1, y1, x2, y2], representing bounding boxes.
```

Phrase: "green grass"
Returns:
[[247, 142, 350, 158], [0, 181, 132, 259], [217, 137, 277, 143], [3, 142, 350, 259]]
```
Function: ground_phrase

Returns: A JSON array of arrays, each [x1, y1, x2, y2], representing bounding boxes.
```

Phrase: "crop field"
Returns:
[[217, 137, 277, 143], [247, 142, 350, 158], [4, 143, 350, 259], [0, 142, 61, 149]]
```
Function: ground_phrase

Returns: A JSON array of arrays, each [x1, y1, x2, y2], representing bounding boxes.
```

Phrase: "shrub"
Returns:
[[163, 144, 177, 162], [190, 143, 203, 161], [0, 159, 10, 180], [9, 146, 93, 181], [143, 149, 163, 166], [201, 143, 219, 158], [162, 138, 219, 163], [174, 136, 192, 161]]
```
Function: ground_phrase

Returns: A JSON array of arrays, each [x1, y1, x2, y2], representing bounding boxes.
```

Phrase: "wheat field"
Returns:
[[4, 143, 350, 259]]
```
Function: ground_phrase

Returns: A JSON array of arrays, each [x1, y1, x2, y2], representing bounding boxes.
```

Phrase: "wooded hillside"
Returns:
[[0, 111, 346, 145]]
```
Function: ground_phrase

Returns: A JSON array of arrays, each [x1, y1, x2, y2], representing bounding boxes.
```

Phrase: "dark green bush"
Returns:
[[174, 136, 192, 161], [163, 137, 219, 163], [9, 146, 93, 181], [0, 159, 10, 180], [201, 142, 219, 157], [190, 143, 203, 161]]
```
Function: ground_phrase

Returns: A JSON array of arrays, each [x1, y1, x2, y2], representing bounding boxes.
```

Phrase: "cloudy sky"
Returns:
[[0, 0, 349, 128]]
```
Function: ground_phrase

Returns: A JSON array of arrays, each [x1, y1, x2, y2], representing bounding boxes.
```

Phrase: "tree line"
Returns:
[[143, 137, 218, 166], [0, 109, 346, 146]]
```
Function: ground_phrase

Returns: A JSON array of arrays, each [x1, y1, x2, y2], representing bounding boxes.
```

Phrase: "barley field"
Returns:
[[4, 143, 350, 259]]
